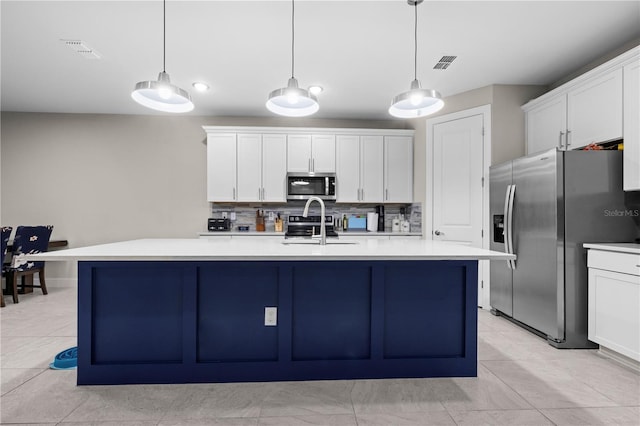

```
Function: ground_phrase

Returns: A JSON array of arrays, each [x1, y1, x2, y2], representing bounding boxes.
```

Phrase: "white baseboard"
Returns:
[[598, 346, 640, 373]]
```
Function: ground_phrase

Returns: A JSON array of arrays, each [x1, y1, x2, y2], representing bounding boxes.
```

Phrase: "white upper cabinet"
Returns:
[[207, 133, 236, 202], [526, 96, 567, 154], [524, 47, 637, 155], [623, 61, 640, 191], [360, 136, 384, 202], [287, 134, 336, 173], [336, 135, 384, 203], [567, 68, 622, 149], [261, 134, 287, 201], [206, 131, 287, 203], [236, 134, 262, 202], [204, 126, 413, 203], [384, 136, 413, 203]]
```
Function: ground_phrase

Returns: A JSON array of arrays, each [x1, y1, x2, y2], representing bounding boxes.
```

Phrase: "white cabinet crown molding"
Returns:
[[202, 126, 414, 137], [522, 45, 639, 112]]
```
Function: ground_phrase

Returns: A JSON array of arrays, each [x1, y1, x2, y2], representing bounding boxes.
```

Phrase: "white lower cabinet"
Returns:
[[588, 249, 640, 362]]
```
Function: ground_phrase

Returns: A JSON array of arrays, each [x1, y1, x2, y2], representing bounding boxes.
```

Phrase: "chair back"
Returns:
[[1, 226, 12, 267], [10, 226, 53, 271]]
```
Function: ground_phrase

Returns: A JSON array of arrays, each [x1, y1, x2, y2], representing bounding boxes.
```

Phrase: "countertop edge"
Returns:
[[584, 243, 640, 255]]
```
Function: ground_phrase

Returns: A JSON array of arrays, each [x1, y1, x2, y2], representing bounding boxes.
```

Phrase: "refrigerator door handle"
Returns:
[[503, 185, 514, 269], [507, 184, 516, 268]]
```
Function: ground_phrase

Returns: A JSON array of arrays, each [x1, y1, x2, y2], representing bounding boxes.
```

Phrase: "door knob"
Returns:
[[434, 230, 444, 236]]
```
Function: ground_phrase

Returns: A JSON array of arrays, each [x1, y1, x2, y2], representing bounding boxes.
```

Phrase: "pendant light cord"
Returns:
[[291, 0, 295, 79], [413, 1, 418, 81], [163, 0, 166, 72]]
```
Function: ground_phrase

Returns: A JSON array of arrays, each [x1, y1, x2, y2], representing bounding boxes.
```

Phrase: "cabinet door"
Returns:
[[588, 267, 640, 361], [287, 134, 312, 172], [207, 133, 236, 202], [236, 134, 262, 202], [624, 61, 640, 191], [311, 134, 336, 173], [526, 96, 567, 154], [336, 135, 361, 202], [384, 136, 413, 203], [360, 136, 384, 203], [567, 68, 623, 149], [262, 134, 287, 202]]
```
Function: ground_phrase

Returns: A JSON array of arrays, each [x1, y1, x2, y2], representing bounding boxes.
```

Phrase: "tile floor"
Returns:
[[1, 287, 639, 425]]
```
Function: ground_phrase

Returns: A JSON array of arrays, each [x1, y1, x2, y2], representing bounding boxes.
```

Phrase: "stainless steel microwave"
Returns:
[[286, 173, 336, 200]]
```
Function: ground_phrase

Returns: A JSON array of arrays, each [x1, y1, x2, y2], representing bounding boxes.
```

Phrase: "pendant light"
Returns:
[[131, 0, 194, 113], [266, 0, 319, 117], [389, 0, 444, 118]]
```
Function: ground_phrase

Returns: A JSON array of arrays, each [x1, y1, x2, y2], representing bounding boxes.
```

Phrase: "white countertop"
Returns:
[[198, 231, 423, 237], [27, 238, 515, 262], [583, 243, 640, 255]]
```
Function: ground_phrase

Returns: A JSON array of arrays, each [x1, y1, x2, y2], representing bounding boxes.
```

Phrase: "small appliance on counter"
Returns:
[[208, 218, 230, 232], [285, 215, 338, 238], [347, 215, 367, 231], [366, 212, 378, 232], [376, 205, 385, 232]]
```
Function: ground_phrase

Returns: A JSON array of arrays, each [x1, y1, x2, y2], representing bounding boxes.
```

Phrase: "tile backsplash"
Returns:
[[210, 202, 422, 234]]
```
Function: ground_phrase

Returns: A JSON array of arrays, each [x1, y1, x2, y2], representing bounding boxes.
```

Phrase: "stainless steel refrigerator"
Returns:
[[490, 148, 638, 348]]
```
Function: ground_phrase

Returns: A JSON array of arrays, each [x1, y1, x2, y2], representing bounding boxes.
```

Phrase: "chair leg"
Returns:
[[39, 268, 48, 295], [12, 272, 19, 304]]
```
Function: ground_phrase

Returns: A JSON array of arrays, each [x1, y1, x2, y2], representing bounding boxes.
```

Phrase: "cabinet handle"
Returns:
[[558, 131, 565, 149], [312, 158, 315, 172], [308, 158, 311, 172], [361, 188, 364, 200], [262, 188, 265, 200], [258, 188, 261, 200], [385, 189, 389, 200], [233, 187, 236, 200], [566, 130, 572, 148]]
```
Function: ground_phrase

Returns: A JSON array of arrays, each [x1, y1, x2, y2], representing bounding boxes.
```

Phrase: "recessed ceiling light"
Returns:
[[309, 86, 323, 95], [192, 82, 210, 92]]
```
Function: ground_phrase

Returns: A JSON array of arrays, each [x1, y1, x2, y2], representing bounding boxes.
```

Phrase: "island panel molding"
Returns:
[[77, 259, 478, 385]]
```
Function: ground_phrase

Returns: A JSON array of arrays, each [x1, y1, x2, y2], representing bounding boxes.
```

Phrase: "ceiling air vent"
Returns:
[[433, 55, 457, 70], [61, 40, 101, 60]]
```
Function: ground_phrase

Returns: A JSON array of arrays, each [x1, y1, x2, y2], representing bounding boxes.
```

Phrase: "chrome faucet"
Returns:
[[302, 196, 326, 245]]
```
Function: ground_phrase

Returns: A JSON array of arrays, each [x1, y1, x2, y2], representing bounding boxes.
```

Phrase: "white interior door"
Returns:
[[432, 114, 484, 246], [430, 110, 487, 306]]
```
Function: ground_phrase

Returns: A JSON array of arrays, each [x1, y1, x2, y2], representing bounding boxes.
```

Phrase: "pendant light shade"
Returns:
[[132, 71, 193, 113], [266, 0, 319, 117], [132, 0, 193, 113], [266, 77, 319, 117], [389, 0, 443, 119], [389, 79, 443, 118]]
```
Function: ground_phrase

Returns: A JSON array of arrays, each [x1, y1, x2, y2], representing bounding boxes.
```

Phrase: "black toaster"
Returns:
[[207, 218, 230, 231]]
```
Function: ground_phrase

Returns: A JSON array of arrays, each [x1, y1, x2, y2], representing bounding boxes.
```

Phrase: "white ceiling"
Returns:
[[1, 1, 639, 120]]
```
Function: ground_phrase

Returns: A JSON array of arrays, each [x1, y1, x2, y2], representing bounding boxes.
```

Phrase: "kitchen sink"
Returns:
[[281, 239, 359, 245]]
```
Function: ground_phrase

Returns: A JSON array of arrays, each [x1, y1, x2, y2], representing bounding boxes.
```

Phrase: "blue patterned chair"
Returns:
[[3, 225, 53, 304], [1, 226, 13, 308]]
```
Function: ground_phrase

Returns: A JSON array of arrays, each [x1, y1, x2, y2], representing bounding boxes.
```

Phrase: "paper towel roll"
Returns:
[[367, 212, 378, 232]]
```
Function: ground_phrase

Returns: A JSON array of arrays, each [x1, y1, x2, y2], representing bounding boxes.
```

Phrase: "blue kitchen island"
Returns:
[[31, 238, 514, 385]]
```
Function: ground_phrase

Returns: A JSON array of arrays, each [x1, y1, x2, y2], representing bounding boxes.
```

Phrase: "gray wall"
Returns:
[[0, 112, 411, 284]]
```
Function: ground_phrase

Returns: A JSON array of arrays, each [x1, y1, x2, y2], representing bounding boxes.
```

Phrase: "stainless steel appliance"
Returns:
[[490, 148, 638, 348], [286, 173, 336, 201], [285, 215, 338, 238]]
